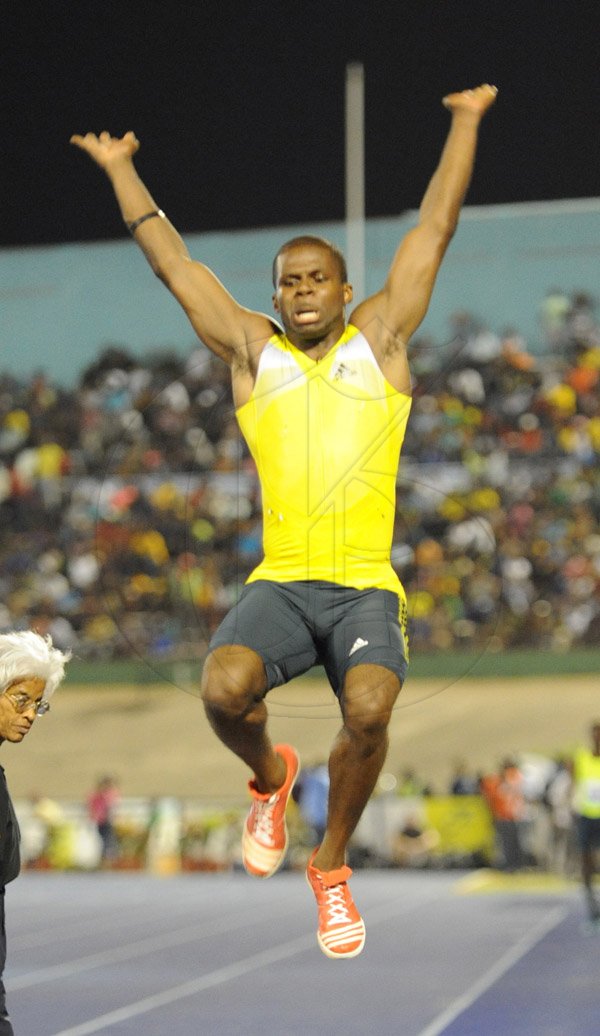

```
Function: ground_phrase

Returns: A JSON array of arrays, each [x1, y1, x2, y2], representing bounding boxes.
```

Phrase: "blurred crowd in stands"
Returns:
[[1, 286, 599, 663]]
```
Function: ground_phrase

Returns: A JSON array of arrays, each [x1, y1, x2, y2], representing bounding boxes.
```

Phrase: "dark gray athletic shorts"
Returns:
[[208, 579, 409, 697], [577, 814, 600, 852]]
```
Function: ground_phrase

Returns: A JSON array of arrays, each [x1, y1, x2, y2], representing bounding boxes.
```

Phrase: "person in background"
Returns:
[[29, 792, 66, 867], [87, 775, 121, 866], [392, 811, 440, 868], [480, 757, 527, 872], [449, 758, 480, 796], [0, 631, 70, 1035], [295, 758, 330, 848], [397, 767, 432, 797], [543, 756, 574, 876], [570, 722, 600, 928]]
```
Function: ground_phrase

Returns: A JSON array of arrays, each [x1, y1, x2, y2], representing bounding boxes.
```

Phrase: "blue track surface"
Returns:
[[4, 870, 596, 1035]]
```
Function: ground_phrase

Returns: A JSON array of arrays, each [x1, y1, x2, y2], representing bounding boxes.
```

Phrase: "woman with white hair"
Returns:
[[0, 631, 70, 1035]]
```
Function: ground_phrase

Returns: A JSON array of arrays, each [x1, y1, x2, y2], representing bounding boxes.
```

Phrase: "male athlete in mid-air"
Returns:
[[72, 82, 497, 958]]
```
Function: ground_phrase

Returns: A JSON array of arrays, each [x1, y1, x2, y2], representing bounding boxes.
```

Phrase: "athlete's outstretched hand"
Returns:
[[442, 83, 498, 116], [69, 130, 140, 171]]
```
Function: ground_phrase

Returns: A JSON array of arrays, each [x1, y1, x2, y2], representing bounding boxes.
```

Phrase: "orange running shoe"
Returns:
[[306, 850, 366, 959], [242, 744, 300, 878]]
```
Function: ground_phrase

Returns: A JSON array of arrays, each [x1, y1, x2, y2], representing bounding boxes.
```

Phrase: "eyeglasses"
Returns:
[[3, 691, 50, 717]]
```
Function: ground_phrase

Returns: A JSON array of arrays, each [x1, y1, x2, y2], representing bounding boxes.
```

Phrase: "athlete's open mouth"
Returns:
[[294, 310, 319, 324]]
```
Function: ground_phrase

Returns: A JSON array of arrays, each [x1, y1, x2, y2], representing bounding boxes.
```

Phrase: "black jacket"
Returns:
[[0, 766, 20, 886]]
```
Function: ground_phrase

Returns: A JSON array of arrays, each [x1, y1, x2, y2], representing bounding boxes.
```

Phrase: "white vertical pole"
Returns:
[[345, 62, 366, 304]]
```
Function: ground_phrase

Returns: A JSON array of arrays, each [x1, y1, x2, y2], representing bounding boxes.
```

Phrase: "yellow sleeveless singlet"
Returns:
[[237, 324, 412, 598], [573, 749, 600, 819]]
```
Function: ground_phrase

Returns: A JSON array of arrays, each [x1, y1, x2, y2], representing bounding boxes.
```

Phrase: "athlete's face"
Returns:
[[272, 245, 352, 345]]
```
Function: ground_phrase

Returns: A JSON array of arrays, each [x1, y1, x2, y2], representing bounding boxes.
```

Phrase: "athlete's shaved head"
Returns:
[[272, 236, 348, 287]]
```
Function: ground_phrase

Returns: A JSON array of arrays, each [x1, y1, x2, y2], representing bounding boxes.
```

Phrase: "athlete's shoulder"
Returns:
[[344, 323, 364, 342], [261, 324, 289, 351]]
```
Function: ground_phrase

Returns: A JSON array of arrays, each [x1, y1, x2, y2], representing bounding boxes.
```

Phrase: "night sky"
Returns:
[[3, 2, 598, 248]]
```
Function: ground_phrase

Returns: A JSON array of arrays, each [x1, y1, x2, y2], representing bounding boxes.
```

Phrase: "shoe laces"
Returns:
[[251, 794, 278, 844], [322, 881, 352, 926]]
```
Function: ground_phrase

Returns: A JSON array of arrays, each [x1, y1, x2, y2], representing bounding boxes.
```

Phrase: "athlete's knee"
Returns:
[[342, 669, 400, 740], [201, 646, 266, 718], [343, 692, 393, 742]]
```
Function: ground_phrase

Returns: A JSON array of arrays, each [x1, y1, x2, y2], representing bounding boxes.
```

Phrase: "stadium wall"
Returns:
[[2, 197, 599, 387], [61, 648, 600, 687]]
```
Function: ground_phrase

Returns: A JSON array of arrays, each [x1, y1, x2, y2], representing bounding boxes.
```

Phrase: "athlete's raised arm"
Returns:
[[351, 84, 498, 392], [70, 131, 276, 374]]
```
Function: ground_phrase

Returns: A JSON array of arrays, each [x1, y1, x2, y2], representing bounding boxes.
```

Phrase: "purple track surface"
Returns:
[[5, 870, 597, 1035]]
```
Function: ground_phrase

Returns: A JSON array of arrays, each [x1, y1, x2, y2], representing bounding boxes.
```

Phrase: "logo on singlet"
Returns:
[[331, 362, 357, 381]]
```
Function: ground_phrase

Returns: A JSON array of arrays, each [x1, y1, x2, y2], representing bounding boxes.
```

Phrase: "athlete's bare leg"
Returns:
[[200, 645, 287, 793], [312, 663, 402, 872], [582, 847, 600, 917]]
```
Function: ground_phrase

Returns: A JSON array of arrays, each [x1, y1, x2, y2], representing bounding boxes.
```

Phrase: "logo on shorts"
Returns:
[[349, 637, 369, 656]]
